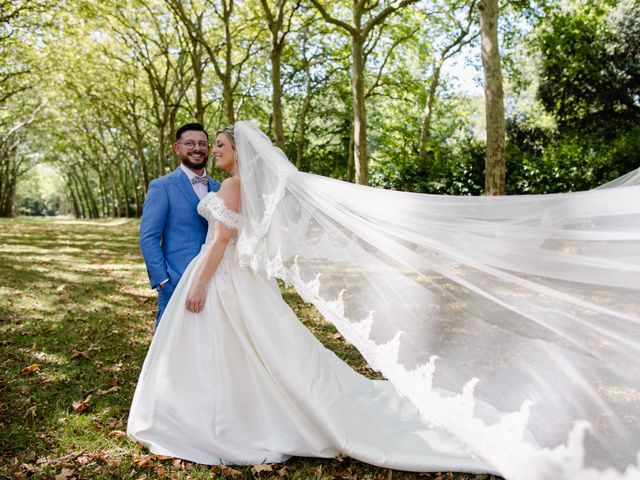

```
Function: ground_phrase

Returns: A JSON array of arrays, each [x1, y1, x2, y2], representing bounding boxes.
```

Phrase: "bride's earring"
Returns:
[[233, 154, 239, 176]]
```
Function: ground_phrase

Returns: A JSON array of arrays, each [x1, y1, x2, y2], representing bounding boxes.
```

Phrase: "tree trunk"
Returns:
[[295, 73, 312, 170], [192, 41, 205, 124], [68, 181, 81, 218], [419, 60, 443, 166], [347, 126, 355, 183], [70, 173, 88, 219], [351, 34, 368, 185], [115, 164, 130, 217], [107, 169, 122, 217], [479, 0, 506, 195], [79, 167, 99, 218], [124, 155, 142, 217], [271, 44, 285, 149], [223, 3, 236, 125]]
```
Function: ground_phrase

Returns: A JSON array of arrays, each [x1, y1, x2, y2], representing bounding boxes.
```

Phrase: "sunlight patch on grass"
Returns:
[[18, 347, 70, 366]]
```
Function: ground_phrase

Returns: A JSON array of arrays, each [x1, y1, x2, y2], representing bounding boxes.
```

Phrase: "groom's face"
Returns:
[[174, 130, 209, 172]]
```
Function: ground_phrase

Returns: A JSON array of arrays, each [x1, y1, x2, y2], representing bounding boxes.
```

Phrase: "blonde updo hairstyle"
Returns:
[[216, 126, 236, 150]]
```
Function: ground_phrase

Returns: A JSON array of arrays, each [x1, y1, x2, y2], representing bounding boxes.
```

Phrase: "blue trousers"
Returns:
[[156, 282, 176, 328]]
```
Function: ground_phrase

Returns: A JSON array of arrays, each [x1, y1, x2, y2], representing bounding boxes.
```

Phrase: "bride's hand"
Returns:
[[186, 284, 207, 313]]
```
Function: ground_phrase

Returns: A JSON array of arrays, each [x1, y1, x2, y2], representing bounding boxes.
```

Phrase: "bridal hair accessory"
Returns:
[[216, 126, 236, 144]]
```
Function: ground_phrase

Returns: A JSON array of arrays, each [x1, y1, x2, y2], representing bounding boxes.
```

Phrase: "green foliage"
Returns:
[[537, 0, 640, 136], [370, 134, 485, 195]]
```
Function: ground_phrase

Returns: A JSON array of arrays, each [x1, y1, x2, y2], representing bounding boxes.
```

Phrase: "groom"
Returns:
[[140, 123, 221, 326]]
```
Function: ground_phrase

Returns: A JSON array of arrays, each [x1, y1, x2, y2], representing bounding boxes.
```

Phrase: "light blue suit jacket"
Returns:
[[139, 167, 221, 321]]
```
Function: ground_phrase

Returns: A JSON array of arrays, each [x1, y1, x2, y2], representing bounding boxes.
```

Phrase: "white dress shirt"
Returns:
[[180, 164, 208, 200]]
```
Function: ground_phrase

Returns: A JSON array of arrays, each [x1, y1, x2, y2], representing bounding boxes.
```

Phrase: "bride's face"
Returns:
[[214, 133, 236, 174]]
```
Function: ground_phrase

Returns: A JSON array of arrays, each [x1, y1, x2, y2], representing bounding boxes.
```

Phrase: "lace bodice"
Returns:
[[197, 192, 241, 244]]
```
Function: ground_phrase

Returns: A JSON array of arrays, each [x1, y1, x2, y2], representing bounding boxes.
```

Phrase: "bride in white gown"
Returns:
[[129, 121, 640, 480], [127, 124, 494, 473]]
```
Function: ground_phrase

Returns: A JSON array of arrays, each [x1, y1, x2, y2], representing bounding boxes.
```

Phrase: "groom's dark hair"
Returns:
[[176, 123, 208, 141]]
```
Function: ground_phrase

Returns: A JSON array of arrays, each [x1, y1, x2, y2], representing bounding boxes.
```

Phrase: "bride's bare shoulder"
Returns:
[[217, 177, 240, 212]]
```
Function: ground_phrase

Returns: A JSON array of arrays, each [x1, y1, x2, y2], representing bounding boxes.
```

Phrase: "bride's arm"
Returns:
[[185, 177, 240, 313]]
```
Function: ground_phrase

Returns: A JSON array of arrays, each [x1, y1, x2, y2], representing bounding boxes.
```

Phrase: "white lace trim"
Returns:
[[198, 192, 241, 230], [263, 252, 640, 480]]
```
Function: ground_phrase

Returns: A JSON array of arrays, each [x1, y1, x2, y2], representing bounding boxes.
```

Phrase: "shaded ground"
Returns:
[[0, 217, 499, 480]]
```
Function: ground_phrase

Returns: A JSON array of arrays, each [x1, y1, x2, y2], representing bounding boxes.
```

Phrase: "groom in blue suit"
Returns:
[[140, 123, 221, 326]]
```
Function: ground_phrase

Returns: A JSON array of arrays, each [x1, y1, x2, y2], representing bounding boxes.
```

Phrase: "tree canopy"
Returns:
[[1, 0, 638, 217]]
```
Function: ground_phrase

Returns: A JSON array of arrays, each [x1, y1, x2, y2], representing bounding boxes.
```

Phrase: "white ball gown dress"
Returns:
[[126, 191, 495, 473]]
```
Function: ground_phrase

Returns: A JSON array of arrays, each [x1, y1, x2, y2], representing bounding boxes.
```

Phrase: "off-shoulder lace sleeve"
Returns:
[[197, 192, 241, 229]]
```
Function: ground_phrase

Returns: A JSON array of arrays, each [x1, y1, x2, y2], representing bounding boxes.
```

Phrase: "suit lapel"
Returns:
[[208, 177, 219, 193], [172, 167, 200, 210]]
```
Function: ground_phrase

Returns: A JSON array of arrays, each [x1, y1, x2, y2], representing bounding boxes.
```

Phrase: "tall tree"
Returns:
[[310, 0, 419, 184], [165, 0, 260, 125], [258, 0, 301, 150], [419, 0, 477, 165]]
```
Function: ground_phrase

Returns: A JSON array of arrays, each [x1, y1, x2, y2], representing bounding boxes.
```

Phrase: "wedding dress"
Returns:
[[127, 191, 495, 473], [129, 121, 640, 480]]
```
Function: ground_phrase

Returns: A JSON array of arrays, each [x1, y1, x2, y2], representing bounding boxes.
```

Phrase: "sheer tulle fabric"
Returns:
[[235, 121, 640, 480]]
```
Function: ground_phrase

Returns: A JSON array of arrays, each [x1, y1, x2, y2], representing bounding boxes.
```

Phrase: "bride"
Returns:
[[128, 121, 640, 480]]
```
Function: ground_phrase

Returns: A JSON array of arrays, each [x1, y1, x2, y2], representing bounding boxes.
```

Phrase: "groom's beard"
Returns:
[[180, 151, 209, 171]]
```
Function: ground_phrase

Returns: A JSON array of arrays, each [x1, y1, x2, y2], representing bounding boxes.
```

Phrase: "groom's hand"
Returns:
[[186, 284, 207, 313]]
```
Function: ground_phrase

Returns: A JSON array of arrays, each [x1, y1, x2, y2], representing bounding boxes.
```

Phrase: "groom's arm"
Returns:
[[139, 179, 169, 290]]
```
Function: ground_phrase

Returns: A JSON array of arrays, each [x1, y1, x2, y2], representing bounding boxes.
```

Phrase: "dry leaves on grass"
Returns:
[[54, 467, 75, 480], [20, 363, 40, 375], [132, 454, 156, 470], [70, 349, 90, 360], [250, 464, 289, 477], [24, 405, 37, 419], [211, 464, 243, 478], [71, 395, 91, 413]]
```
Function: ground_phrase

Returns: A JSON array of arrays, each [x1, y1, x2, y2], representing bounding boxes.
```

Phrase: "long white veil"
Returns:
[[233, 120, 640, 480]]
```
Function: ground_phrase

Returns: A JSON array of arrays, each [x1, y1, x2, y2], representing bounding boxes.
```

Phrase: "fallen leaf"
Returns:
[[211, 465, 243, 478], [107, 460, 120, 474], [251, 463, 273, 474], [25, 405, 37, 418], [277, 466, 288, 476], [76, 455, 89, 466], [172, 458, 182, 468], [96, 386, 120, 395], [21, 364, 40, 375], [70, 349, 90, 360], [106, 376, 119, 387], [36, 456, 49, 465], [18, 463, 35, 473], [72, 395, 91, 413], [132, 454, 155, 470], [90, 451, 109, 464], [151, 454, 172, 460], [54, 467, 74, 480], [109, 430, 126, 438]]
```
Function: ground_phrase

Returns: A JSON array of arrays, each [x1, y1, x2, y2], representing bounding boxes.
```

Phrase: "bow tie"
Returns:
[[191, 176, 209, 186]]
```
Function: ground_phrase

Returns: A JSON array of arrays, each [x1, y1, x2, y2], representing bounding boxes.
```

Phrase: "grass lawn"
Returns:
[[0, 217, 500, 480]]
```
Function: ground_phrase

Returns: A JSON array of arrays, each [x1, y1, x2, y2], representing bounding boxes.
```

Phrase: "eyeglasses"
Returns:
[[180, 140, 209, 150]]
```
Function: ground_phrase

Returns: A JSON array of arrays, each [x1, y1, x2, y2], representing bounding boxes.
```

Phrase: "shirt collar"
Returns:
[[180, 164, 207, 181]]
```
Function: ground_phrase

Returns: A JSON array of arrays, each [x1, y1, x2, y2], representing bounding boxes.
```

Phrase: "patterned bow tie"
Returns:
[[191, 176, 208, 186]]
